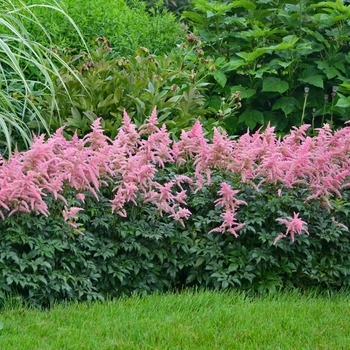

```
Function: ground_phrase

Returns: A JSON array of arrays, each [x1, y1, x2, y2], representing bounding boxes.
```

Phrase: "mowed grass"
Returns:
[[0, 290, 349, 349]]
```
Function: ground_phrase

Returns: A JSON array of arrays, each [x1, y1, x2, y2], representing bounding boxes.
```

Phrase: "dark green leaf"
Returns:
[[262, 77, 289, 93]]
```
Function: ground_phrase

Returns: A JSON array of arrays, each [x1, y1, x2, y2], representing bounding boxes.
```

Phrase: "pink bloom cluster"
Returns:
[[0, 108, 349, 242]]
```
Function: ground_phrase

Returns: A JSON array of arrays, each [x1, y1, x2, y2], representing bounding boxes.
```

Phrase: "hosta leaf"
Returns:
[[262, 77, 289, 93]]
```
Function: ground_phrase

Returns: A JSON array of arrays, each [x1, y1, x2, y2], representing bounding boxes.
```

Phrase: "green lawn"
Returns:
[[0, 290, 349, 349]]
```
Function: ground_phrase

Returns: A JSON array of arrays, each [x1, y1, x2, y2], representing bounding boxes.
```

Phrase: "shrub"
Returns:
[[21, 0, 184, 56], [36, 44, 241, 138], [181, 0, 350, 134], [1, 111, 350, 305]]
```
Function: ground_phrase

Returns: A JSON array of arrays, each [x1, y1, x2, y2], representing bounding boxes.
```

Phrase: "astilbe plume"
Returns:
[[274, 212, 309, 244], [1, 109, 350, 242], [109, 110, 184, 219], [209, 182, 247, 237], [174, 120, 210, 190]]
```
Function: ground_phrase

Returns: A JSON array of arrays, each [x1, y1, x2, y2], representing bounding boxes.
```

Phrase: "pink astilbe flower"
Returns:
[[0, 154, 49, 217], [207, 128, 234, 170], [76, 193, 86, 203], [139, 124, 174, 168], [142, 178, 190, 223], [209, 209, 245, 237], [62, 206, 84, 235], [274, 212, 309, 244], [4, 107, 350, 244], [331, 217, 348, 230], [83, 118, 112, 149], [169, 206, 192, 227], [110, 187, 127, 217], [139, 106, 159, 135], [210, 182, 247, 236], [229, 130, 260, 182], [176, 120, 208, 163], [214, 182, 247, 210], [62, 206, 84, 221], [118, 110, 140, 151]]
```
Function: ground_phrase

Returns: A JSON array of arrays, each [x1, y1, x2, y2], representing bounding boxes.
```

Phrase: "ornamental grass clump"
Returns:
[[0, 0, 87, 155], [0, 108, 350, 244]]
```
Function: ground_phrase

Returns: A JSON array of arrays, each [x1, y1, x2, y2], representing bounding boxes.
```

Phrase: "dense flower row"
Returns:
[[0, 108, 349, 242]]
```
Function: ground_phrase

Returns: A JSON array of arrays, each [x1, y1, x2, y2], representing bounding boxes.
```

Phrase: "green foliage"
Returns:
[[21, 0, 184, 56], [37, 45, 240, 138], [182, 0, 350, 134], [1, 169, 350, 306], [143, 0, 191, 14]]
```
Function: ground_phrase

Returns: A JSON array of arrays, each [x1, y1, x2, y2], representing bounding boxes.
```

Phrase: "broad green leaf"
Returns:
[[336, 94, 350, 108], [264, 112, 289, 132], [298, 75, 324, 89], [340, 83, 350, 91], [236, 48, 268, 62], [266, 35, 299, 51], [230, 1, 256, 10], [238, 109, 264, 129], [230, 85, 256, 99], [196, 257, 206, 267], [262, 77, 289, 93], [180, 11, 207, 24], [225, 58, 246, 71], [272, 97, 301, 115], [249, 65, 275, 79], [206, 10, 215, 18], [269, 59, 294, 69], [147, 82, 155, 93], [213, 70, 227, 88]]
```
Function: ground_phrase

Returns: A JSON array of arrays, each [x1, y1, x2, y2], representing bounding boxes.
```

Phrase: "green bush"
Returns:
[[21, 0, 184, 56], [36, 44, 241, 138], [182, 0, 350, 134], [1, 172, 350, 307]]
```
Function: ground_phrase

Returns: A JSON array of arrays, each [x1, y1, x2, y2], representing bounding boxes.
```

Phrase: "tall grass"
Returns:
[[0, 290, 349, 349], [0, 0, 86, 156]]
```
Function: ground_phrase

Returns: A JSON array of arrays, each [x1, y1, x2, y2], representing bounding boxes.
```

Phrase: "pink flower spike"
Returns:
[[275, 212, 309, 244], [63, 206, 84, 221], [76, 193, 85, 203]]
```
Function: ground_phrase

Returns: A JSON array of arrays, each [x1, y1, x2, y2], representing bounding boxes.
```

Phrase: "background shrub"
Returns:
[[36, 44, 241, 138], [22, 0, 184, 56], [182, 0, 350, 134]]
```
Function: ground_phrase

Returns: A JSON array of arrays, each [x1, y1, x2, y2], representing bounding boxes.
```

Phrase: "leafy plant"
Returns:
[[181, 0, 350, 134], [37, 43, 242, 138], [1, 111, 350, 305], [20, 0, 184, 56]]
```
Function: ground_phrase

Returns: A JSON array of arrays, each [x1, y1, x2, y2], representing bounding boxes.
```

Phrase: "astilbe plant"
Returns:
[[0, 108, 350, 243]]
